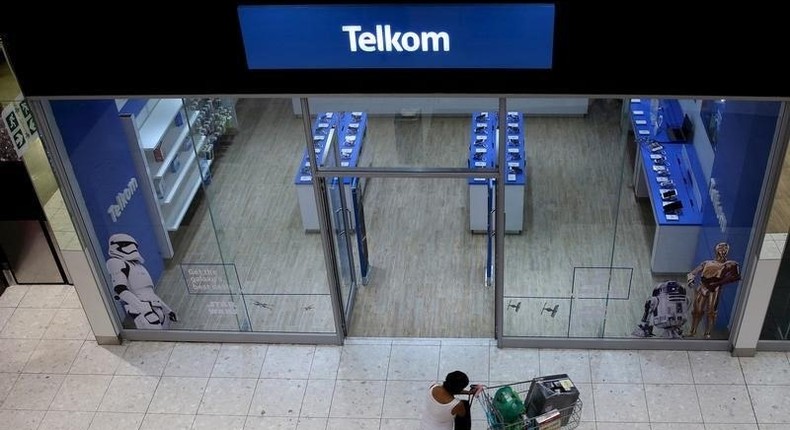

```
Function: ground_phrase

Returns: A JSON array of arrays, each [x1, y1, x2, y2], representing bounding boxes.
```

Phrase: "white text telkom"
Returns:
[[341, 25, 450, 52]]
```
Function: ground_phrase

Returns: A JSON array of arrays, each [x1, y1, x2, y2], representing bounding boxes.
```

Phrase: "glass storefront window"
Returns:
[[503, 97, 783, 341], [760, 143, 790, 341], [48, 97, 337, 334], [39, 93, 786, 344]]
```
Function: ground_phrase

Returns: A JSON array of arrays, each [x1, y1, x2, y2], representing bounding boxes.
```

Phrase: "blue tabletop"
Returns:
[[629, 98, 689, 144], [636, 134, 703, 226], [629, 98, 702, 225], [469, 111, 526, 185], [295, 112, 367, 185]]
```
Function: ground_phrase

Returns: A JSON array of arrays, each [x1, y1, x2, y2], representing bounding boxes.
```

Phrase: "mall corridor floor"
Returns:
[[2, 284, 790, 429]]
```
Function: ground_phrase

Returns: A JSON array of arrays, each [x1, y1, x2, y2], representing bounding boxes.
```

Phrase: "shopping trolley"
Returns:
[[477, 375, 582, 430]]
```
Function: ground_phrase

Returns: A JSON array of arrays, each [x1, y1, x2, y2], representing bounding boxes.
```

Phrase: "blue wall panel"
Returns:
[[692, 101, 781, 329], [51, 100, 164, 284]]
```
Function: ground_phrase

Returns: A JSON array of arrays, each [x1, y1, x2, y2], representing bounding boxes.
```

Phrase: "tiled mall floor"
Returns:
[[2, 284, 790, 429]]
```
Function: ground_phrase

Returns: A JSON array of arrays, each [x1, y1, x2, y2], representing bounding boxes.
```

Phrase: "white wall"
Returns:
[[292, 97, 589, 116]]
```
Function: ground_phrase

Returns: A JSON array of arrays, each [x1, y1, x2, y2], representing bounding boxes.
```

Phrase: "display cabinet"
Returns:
[[469, 111, 526, 234], [119, 98, 236, 257], [294, 111, 367, 232], [628, 98, 703, 273]]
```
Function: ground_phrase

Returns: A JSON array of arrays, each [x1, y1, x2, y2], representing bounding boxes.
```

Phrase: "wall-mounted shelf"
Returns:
[[119, 97, 233, 258]]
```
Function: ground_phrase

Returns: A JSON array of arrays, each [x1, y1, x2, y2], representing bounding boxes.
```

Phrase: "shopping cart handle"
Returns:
[[469, 384, 486, 397]]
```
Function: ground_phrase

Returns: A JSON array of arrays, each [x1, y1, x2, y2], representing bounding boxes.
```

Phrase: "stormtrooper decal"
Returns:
[[106, 233, 177, 329]]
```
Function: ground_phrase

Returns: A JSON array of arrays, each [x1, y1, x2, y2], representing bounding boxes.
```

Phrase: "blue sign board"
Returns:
[[238, 4, 554, 69]]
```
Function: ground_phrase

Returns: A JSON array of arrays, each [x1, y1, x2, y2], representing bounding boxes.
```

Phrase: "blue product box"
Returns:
[[173, 111, 184, 127], [170, 154, 181, 174]]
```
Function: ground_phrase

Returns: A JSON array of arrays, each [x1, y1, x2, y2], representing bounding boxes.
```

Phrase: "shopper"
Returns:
[[420, 370, 484, 430]]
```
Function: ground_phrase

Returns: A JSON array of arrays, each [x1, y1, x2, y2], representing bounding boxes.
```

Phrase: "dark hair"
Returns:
[[443, 371, 469, 395]]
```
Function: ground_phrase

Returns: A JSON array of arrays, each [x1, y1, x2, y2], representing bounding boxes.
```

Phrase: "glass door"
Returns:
[[306, 97, 498, 338], [326, 175, 358, 324]]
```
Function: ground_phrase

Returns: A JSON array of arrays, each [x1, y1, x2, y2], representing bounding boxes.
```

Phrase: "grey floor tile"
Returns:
[[0, 285, 31, 308], [18, 285, 69, 309], [596, 423, 650, 430], [639, 350, 692, 384], [192, 414, 247, 430], [651, 424, 704, 430], [260, 345, 315, 380], [0, 409, 46, 430], [0, 372, 18, 404], [147, 377, 207, 415], [689, 351, 745, 385], [243, 416, 297, 429], [299, 379, 335, 418], [380, 418, 419, 430], [163, 343, 220, 377], [326, 418, 379, 430], [704, 425, 759, 430], [23, 339, 83, 374], [1, 373, 65, 410], [140, 413, 195, 430], [592, 383, 648, 422], [381, 379, 427, 419], [590, 351, 642, 383], [211, 344, 268, 378], [115, 341, 174, 376], [59, 287, 84, 309], [575, 383, 595, 423], [438, 345, 489, 385], [49, 375, 112, 411], [309, 346, 341, 380], [0, 307, 14, 332], [747, 385, 790, 424], [69, 341, 127, 375], [539, 349, 591, 383], [198, 378, 257, 415], [739, 352, 790, 385], [38, 410, 94, 430], [696, 384, 756, 424], [43, 309, 92, 340], [337, 344, 391, 381], [0, 338, 39, 372], [387, 344, 439, 381], [250, 378, 307, 417], [98, 376, 159, 413], [88, 412, 145, 430], [329, 380, 385, 418], [489, 347, 539, 383], [643, 384, 702, 423], [296, 417, 328, 430], [0, 308, 55, 339]]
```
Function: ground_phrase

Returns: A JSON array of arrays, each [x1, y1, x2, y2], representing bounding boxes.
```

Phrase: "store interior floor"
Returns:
[[3, 283, 790, 430], [149, 98, 705, 339]]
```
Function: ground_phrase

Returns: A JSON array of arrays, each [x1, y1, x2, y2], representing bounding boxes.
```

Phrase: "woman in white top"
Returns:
[[420, 371, 483, 430]]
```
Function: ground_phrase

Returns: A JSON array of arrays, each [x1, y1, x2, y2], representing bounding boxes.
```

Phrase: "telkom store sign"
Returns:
[[238, 4, 554, 69]]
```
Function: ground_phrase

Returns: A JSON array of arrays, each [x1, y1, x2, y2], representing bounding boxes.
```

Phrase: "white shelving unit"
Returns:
[[119, 98, 211, 258]]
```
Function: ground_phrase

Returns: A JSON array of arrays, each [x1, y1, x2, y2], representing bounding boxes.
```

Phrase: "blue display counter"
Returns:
[[295, 112, 367, 232], [629, 98, 703, 273], [469, 111, 526, 233]]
